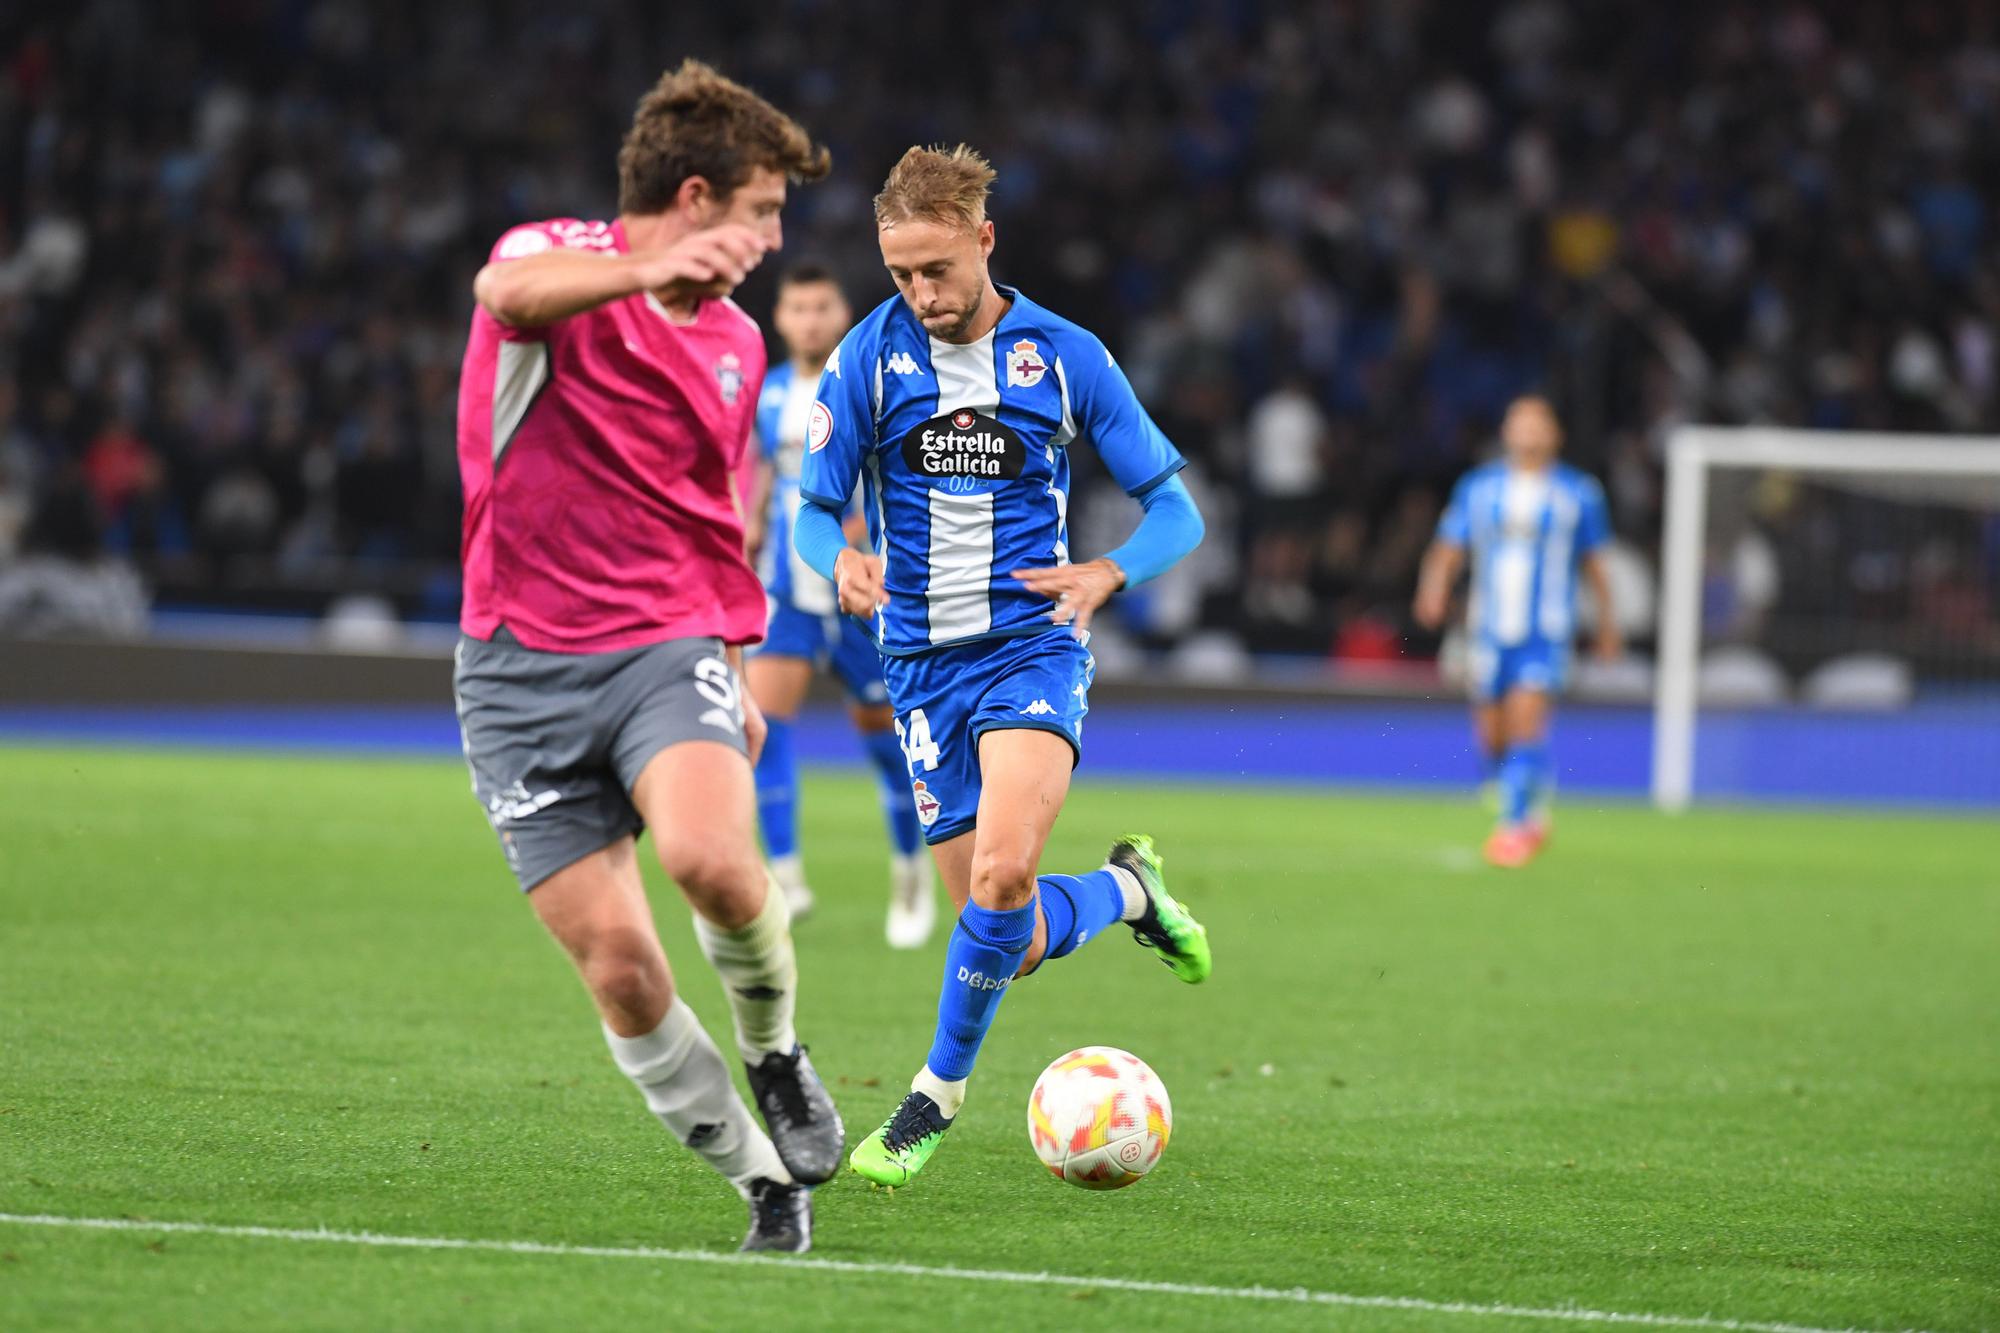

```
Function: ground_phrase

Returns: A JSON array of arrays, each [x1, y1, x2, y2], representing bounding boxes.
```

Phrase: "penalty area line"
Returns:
[[0, 1212, 1903, 1333]]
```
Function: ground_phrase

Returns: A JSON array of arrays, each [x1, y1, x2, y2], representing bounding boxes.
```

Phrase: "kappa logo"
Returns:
[[1007, 338, 1048, 388], [825, 345, 841, 379], [911, 779, 942, 827], [807, 401, 833, 453], [885, 350, 922, 375], [1020, 699, 1057, 717], [715, 352, 744, 405]]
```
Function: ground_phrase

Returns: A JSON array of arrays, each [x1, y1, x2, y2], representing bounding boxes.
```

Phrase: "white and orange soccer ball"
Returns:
[[1027, 1045, 1172, 1189]]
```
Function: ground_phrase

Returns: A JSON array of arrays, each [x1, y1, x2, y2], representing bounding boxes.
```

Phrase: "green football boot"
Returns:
[[848, 1090, 953, 1188], [1108, 834, 1212, 984]]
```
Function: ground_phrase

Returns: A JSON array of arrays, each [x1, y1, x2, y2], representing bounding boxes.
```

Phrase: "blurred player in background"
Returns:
[[452, 61, 841, 1251], [745, 264, 936, 947], [796, 145, 1211, 1188], [1414, 395, 1621, 869]]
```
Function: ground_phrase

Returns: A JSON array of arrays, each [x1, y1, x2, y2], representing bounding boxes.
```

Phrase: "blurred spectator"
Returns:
[[0, 474, 147, 638]]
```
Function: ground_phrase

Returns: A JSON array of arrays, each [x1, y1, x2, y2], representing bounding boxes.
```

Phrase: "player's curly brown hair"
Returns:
[[874, 144, 996, 234], [618, 60, 830, 214]]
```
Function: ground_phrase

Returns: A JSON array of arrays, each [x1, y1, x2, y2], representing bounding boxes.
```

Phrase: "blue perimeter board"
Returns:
[[2, 698, 1995, 809]]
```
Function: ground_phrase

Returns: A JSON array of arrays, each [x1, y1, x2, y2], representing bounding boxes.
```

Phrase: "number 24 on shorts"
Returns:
[[894, 709, 942, 774]]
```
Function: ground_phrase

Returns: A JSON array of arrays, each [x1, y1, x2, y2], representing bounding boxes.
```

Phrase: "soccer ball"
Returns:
[[1027, 1045, 1172, 1189]]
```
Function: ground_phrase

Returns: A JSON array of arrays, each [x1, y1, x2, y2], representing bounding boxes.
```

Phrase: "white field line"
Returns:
[[0, 1212, 1917, 1333]]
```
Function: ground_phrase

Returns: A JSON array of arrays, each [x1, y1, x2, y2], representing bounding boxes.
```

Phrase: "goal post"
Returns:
[[1652, 426, 2000, 810]]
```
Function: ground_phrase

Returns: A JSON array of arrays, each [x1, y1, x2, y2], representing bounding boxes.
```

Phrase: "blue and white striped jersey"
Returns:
[[1437, 461, 1611, 648], [754, 359, 839, 615], [799, 286, 1185, 656]]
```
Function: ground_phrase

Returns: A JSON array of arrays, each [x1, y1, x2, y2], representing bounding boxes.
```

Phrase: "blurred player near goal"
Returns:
[[744, 264, 937, 947], [794, 145, 1211, 1188], [1413, 394, 1622, 869], [452, 61, 840, 1251]]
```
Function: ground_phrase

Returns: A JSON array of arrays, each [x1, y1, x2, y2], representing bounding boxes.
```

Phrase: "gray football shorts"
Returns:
[[453, 629, 748, 892]]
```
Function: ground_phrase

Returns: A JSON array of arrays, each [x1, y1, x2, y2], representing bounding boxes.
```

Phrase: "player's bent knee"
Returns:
[[580, 946, 671, 1028], [970, 848, 1040, 909], [656, 838, 764, 923], [654, 835, 736, 891]]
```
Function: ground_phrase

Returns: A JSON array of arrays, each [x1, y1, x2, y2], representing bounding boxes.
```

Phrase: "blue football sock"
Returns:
[[753, 715, 799, 859], [924, 899, 1036, 1082], [1035, 870, 1126, 963], [1525, 741, 1555, 817], [862, 727, 922, 855], [1499, 741, 1549, 827]]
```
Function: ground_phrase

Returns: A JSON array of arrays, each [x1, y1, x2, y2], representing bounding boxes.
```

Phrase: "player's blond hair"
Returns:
[[618, 60, 830, 214], [873, 144, 996, 234]]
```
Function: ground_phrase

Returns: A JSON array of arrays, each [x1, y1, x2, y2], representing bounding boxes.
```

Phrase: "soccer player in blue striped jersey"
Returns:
[[1414, 395, 1622, 868], [746, 265, 936, 947], [793, 145, 1211, 1187]]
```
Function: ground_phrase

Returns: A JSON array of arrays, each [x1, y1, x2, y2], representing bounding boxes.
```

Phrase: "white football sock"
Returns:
[[890, 851, 931, 905], [602, 999, 788, 1193], [692, 874, 799, 1063], [770, 854, 806, 893], [913, 1064, 967, 1119], [1107, 864, 1147, 922]]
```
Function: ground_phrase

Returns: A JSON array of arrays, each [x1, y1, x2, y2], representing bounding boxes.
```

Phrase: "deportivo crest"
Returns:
[[1007, 338, 1048, 388], [911, 780, 941, 827], [715, 353, 744, 405], [901, 410, 1027, 481], [807, 401, 833, 453]]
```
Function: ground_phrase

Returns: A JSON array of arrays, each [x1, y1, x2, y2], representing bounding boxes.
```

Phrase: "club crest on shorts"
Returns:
[[1007, 338, 1048, 389], [911, 779, 942, 827], [715, 352, 744, 405]]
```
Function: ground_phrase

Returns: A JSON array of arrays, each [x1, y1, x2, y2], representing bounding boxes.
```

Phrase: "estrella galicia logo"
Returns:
[[901, 409, 1026, 481]]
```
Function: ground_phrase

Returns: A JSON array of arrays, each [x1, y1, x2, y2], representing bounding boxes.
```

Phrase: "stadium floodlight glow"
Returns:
[[1652, 426, 2000, 811]]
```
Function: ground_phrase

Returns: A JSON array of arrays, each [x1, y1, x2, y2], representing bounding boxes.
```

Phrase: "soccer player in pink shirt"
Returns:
[[452, 61, 838, 1252]]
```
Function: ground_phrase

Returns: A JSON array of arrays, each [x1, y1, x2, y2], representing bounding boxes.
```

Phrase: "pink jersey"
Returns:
[[458, 217, 768, 653]]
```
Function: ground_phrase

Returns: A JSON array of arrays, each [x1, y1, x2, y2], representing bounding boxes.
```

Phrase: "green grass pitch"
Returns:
[[1, 743, 1995, 1331]]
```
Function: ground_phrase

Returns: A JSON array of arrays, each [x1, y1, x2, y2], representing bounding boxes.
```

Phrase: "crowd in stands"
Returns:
[[2, 0, 1996, 665]]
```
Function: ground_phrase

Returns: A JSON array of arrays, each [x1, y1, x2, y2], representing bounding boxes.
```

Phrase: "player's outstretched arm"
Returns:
[[1582, 551, 1623, 661], [725, 643, 768, 765], [1577, 479, 1620, 661], [474, 224, 768, 328], [1012, 473, 1203, 638], [1412, 540, 1464, 631], [794, 497, 887, 618]]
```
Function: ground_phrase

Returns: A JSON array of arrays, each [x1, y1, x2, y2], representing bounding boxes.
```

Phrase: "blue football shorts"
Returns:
[[878, 627, 1095, 845], [1467, 638, 1570, 704]]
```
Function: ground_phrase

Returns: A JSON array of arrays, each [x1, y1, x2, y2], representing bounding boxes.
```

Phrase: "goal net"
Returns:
[[1652, 427, 2000, 810]]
